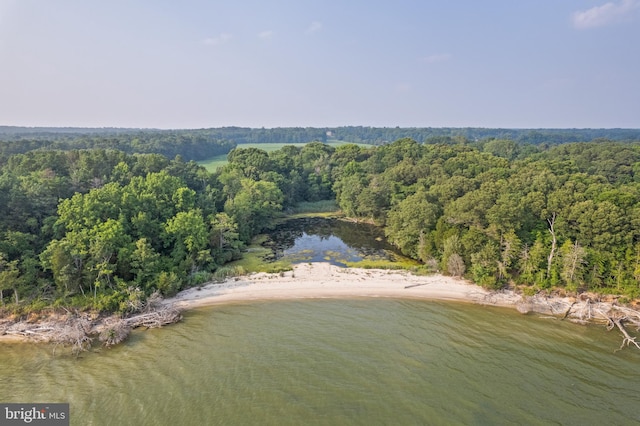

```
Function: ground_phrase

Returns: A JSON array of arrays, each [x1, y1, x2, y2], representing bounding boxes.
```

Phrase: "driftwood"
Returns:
[[95, 307, 182, 348], [562, 301, 577, 320], [404, 283, 429, 289], [3, 315, 93, 353], [98, 319, 132, 347], [609, 317, 640, 351], [1, 297, 183, 354], [125, 308, 182, 329], [512, 293, 640, 352], [568, 299, 640, 352], [53, 316, 93, 355], [2, 315, 97, 355]]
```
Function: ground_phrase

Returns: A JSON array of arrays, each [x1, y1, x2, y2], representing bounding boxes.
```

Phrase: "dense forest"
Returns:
[[1, 133, 640, 315], [4, 126, 640, 151], [0, 130, 236, 161], [328, 127, 640, 145], [0, 142, 338, 312], [332, 139, 640, 296]]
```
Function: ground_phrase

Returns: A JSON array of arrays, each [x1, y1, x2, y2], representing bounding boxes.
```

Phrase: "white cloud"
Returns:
[[203, 33, 232, 46], [258, 30, 274, 39], [572, 0, 640, 29], [423, 53, 452, 64], [306, 21, 323, 34]]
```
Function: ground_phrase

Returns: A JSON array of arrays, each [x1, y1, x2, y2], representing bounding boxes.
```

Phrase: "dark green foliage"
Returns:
[[325, 126, 640, 145], [333, 138, 640, 294], [0, 139, 345, 312], [2, 131, 640, 312], [0, 129, 235, 161], [0, 149, 251, 312]]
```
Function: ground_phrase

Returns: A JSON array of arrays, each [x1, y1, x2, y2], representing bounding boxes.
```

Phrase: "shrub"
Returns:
[[190, 271, 212, 286], [156, 272, 182, 297]]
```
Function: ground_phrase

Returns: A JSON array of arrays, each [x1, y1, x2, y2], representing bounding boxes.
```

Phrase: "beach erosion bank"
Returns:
[[2, 263, 639, 349]]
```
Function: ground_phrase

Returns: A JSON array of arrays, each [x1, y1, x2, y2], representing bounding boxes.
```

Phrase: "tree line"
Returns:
[[4, 126, 640, 151], [327, 127, 640, 145], [0, 131, 236, 162], [1, 137, 640, 314]]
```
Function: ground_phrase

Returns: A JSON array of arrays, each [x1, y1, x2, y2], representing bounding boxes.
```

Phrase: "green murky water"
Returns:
[[1, 299, 638, 425], [264, 217, 417, 267]]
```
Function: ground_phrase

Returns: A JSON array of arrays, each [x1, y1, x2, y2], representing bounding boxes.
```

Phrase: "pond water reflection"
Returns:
[[263, 217, 416, 266]]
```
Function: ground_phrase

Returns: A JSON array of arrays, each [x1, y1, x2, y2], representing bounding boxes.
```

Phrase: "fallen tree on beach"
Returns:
[[610, 317, 640, 351], [514, 293, 640, 352], [0, 295, 182, 354], [97, 308, 182, 348]]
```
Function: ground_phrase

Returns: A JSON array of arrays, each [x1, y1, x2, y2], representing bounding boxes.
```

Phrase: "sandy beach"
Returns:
[[1, 263, 522, 345], [3, 262, 638, 348], [165, 262, 521, 309]]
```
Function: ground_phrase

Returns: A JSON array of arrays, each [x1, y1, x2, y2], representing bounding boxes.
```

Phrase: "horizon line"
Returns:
[[2, 125, 640, 131]]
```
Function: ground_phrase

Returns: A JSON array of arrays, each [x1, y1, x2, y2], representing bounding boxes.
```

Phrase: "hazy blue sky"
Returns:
[[1, 1, 639, 129]]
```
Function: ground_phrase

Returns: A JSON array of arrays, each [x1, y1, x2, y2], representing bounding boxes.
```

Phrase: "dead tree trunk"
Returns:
[[546, 212, 557, 279], [609, 318, 640, 351]]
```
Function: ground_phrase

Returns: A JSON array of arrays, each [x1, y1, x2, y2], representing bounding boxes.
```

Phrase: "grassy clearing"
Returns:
[[327, 140, 373, 149], [240, 142, 306, 151], [288, 200, 340, 214], [231, 141, 371, 152], [197, 141, 372, 172], [198, 154, 228, 172]]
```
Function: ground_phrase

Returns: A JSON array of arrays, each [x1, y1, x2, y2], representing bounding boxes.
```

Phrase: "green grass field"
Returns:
[[197, 140, 371, 172], [197, 154, 230, 172]]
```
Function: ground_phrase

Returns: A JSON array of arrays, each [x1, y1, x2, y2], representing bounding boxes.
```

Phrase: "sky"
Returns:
[[0, 0, 639, 129]]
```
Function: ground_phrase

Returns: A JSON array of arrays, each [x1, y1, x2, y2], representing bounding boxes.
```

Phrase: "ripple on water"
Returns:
[[0, 299, 638, 425]]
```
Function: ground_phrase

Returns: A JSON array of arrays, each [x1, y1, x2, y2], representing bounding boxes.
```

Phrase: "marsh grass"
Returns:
[[212, 265, 247, 280], [344, 256, 420, 270], [225, 235, 293, 274]]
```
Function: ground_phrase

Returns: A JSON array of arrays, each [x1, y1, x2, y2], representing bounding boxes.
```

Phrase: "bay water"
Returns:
[[1, 299, 638, 425]]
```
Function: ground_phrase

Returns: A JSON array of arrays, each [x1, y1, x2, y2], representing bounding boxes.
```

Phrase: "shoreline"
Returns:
[[0, 263, 512, 346], [164, 262, 516, 309], [2, 263, 638, 349]]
